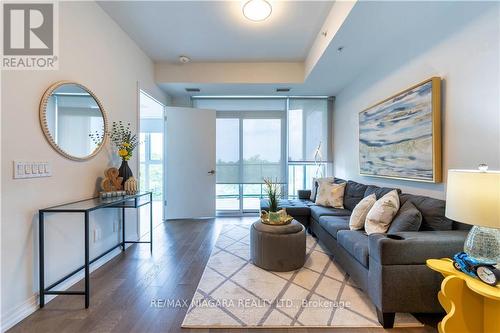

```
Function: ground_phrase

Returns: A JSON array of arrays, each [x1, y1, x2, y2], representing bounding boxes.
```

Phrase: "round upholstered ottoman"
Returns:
[[250, 219, 306, 272]]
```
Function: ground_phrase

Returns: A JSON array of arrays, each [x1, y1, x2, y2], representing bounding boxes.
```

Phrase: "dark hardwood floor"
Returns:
[[9, 217, 439, 333]]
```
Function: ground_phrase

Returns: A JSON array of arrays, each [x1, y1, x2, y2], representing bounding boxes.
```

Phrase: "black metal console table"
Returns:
[[39, 192, 153, 308]]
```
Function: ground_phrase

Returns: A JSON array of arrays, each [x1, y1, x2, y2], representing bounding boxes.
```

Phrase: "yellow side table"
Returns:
[[427, 258, 500, 333]]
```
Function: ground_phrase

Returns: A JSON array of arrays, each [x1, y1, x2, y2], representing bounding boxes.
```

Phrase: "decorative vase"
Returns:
[[118, 160, 133, 185], [269, 211, 281, 223], [260, 209, 292, 225], [124, 177, 138, 194]]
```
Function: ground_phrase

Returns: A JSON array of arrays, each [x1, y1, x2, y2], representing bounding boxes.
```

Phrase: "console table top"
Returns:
[[40, 191, 152, 213]]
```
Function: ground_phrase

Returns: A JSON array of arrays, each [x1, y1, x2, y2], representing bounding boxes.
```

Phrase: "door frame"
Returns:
[[137, 87, 167, 237]]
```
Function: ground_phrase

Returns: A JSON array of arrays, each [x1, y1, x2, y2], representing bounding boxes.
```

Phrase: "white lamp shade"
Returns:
[[446, 169, 500, 229]]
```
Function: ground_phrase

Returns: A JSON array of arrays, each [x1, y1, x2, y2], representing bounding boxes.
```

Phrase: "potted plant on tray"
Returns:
[[261, 178, 291, 225]]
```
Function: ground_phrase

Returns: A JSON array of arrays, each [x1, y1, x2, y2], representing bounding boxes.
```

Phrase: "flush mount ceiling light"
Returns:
[[242, 0, 272, 22], [179, 55, 191, 63]]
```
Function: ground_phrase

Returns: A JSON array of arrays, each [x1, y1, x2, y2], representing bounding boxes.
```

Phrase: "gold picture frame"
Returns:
[[358, 77, 442, 183]]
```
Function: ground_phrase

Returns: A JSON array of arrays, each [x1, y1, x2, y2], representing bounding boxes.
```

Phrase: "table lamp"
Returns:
[[445, 165, 500, 263]]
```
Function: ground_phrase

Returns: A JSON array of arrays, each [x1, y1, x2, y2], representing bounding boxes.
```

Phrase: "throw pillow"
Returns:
[[388, 200, 422, 233], [365, 190, 400, 235], [349, 194, 376, 230], [315, 182, 346, 208], [310, 177, 335, 201]]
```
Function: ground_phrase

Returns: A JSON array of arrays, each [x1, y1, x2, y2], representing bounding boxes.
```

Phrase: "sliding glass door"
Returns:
[[242, 118, 282, 210], [195, 96, 330, 215], [216, 112, 285, 214]]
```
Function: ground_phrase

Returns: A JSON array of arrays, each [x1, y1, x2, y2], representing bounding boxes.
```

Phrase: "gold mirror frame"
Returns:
[[39, 81, 109, 161]]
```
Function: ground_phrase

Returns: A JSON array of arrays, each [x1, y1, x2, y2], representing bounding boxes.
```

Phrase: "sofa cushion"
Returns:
[[318, 216, 350, 239], [344, 181, 369, 211], [364, 185, 401, 199], [388, 201, 422, 233], [399, 194, 453, 231], [365, 190, 400, 235], [452, 221, 472, 231], [310, 205, 351, 221], [311, 177, 335, 201], [298, 189, 312, 200], [260, 198, 310, 216], [334, 177, 347, 184], [315, 182, 346, 208], [337, 230, 370, 268], [349, 194, 376, 230]]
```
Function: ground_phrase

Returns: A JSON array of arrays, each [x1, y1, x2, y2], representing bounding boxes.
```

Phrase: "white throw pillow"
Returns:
[[310, 177, 335, 201], [365, 190, 400, 235], [315, 182, 346, 209], [349, 194, 376, 230]]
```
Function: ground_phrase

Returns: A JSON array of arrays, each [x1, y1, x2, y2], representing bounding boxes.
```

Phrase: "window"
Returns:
[[216, 118, 240, 211], [139, 92, 164, 202], [195, 97, 330, 213], [288, 98, 331, 197], [243, 118, 282, 210], [214, 112, 285, 213], [150, 133, 163, 161], [242, 118, 282, 183], [196, 97, 286, 214], [288, 99, 329, 161], [288, 163, 327, 197]]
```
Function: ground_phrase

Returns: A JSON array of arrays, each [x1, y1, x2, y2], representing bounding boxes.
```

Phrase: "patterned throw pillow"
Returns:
[[365, 190, 400, 235], [310, 177, 335, 201], [315, 182, 346, 208], [349, 194, 376, 230]]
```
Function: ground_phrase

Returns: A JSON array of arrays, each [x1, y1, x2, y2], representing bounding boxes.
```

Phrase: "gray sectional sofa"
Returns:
[[260, 178, 470, 328]]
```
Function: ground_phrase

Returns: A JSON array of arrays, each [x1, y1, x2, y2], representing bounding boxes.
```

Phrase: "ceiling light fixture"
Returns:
[[242, 0, 272, 22], [179, 55, 191, 63]]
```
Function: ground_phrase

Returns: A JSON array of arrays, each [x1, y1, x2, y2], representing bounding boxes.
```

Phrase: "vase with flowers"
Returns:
[[90, 121, 138, 184]]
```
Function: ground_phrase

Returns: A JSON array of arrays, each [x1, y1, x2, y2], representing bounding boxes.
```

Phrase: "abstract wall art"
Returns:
[[359, 77, 442, 182]]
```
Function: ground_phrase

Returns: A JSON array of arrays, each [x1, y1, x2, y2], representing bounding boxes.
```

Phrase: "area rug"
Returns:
[[182, 224, 424, 328]]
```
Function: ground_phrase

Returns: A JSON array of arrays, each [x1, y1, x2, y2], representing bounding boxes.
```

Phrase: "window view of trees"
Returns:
[[209, 97, 330, 213], [216, 117, 283, 212]]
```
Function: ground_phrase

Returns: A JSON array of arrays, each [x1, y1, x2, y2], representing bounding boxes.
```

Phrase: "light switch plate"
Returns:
[[14, 161, 52, 179]]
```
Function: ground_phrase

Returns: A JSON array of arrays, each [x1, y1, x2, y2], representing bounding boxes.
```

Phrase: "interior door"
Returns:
[[165, 107, 216, 219]]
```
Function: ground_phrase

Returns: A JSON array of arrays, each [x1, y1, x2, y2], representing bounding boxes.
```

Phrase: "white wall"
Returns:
[[333, 4, 500, 199], [1, 2, 167, 330]]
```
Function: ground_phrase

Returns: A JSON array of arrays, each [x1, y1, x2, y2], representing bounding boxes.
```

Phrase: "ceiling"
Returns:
[[99, 1, 496, 97], [98, 1, 333, 62]]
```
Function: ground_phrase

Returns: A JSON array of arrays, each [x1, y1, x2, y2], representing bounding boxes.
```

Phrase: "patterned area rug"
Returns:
[[182, 224, 424, 328]]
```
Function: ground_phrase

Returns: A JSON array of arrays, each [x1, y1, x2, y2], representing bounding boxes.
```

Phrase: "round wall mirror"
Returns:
[[40, 81, 108, 161]]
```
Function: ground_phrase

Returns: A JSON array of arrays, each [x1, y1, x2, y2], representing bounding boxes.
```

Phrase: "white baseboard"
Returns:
[[1, 247, 123, 332]]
